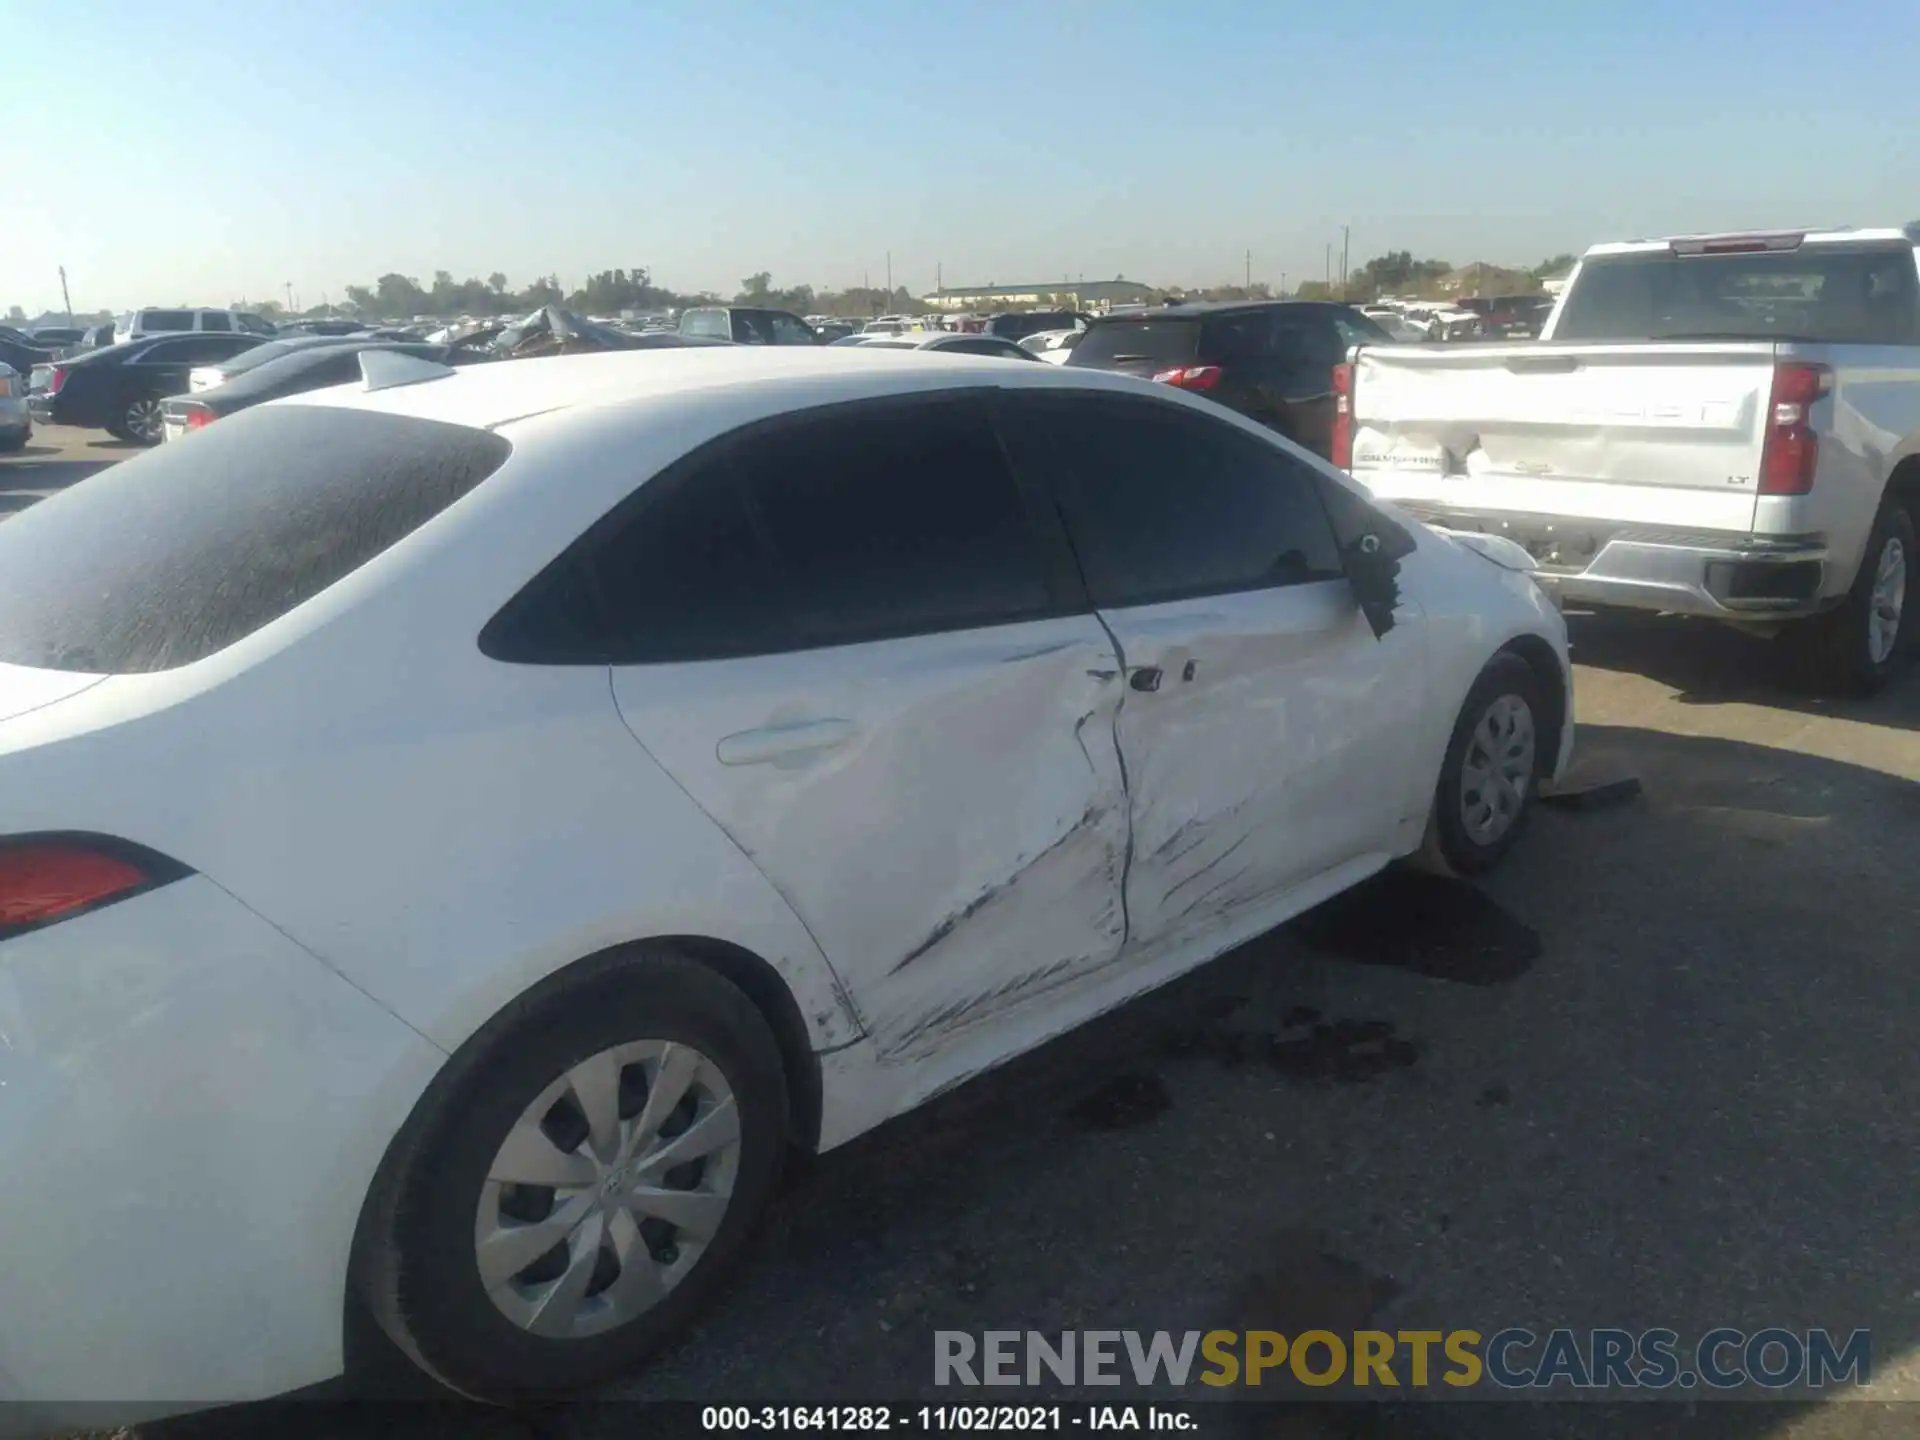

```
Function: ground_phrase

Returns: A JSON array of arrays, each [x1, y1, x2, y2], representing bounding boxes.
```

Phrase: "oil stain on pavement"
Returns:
[[1287, 870, 1539, 985]]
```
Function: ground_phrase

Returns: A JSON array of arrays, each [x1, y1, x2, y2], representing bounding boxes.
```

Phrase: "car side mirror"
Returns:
[[1312, 473, 1414, 639], [1344, 531, 1403, 639]]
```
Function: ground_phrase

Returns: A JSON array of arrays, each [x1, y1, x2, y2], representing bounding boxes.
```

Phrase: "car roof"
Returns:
[[1087, 299, 1352, 321], [283, 344, 1156, 432]]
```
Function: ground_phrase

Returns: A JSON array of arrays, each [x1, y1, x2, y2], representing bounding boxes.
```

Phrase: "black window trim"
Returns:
[[480, 386, 1093, 667], [996, 389, 1362, 612]]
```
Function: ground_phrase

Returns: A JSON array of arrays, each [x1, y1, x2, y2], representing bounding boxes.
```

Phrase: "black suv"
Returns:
[[1066, 301, 1387, 459]]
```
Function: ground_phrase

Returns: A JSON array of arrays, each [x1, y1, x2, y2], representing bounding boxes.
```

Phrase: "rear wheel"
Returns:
[[0, 429, 26, 453], [121, 395, 165, 445], [356, 950, 788, 1402], [1783, 495, 1914, 695], [1425, 654, 1544, 876]]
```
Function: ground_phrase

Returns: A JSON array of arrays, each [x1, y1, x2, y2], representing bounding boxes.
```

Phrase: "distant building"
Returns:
[[921, 279, 1158, 313]]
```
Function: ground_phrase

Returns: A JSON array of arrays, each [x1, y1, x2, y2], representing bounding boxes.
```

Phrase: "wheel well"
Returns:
[[1499, 634, 1567, 777], [1886, 456, 1920, 512], [343, 933, 827, 1371], [659, 934, 824, 1155]]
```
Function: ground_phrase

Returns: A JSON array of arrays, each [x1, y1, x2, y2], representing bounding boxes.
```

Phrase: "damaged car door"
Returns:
[[996, 390, 1425, 959], [606, 391, 1133, 1062]]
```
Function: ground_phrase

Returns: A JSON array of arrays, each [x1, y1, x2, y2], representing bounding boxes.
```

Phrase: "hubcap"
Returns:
[[126, 399, 163, 442], [474, 1040, 741, 1339], [1867, 535, 1907, 666], [1459, 693, 1536, 845]]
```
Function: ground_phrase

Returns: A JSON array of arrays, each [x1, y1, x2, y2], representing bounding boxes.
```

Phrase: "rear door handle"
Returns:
[[716, 719, 856, 766]]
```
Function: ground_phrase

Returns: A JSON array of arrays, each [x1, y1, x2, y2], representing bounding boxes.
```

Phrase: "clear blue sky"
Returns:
[[5, 0, 1916, 314]]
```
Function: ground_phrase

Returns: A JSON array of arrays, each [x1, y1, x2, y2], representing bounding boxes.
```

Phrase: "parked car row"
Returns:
[[0, 341, 1571, 1428], [0, 362, 29, 451]]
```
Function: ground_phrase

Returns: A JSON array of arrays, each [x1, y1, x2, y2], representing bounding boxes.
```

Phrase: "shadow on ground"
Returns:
[[0, 440, 131, 514], [138, 718, 1920, 1440], [1567, 608, 1920, 733]]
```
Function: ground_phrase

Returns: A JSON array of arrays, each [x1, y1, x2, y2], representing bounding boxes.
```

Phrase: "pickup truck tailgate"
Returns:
[[1349, 342, 1779, 533]]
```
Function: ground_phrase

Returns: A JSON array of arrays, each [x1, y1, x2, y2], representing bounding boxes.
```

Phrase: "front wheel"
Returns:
[[356, 950, 789, 1401], [1424, 654, 1544, 876], [1783, 496, 1914, 696]]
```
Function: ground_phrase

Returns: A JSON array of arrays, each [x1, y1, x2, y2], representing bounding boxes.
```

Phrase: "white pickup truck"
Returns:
[[1335, 224, 1920, 693]]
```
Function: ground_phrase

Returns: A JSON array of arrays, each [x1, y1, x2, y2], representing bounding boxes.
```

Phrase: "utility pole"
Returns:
[[1324, 245, 1331, 289], [886, 251, 892, 297], [285, 281, 294, 313], [936, 261, 942, 294], [1280, 270, 1287, 298], [1245, 249, 1252, 290], [58, 266, 73, 324], [1340, 226, 1350, 300]]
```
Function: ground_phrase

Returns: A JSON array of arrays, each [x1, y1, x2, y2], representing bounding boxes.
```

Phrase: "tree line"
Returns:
[[1290, 252, 1579, 304], [321, 268, 926, 321]]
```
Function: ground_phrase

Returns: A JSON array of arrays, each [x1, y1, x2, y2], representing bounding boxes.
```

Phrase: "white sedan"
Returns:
[[0, 347, 1572, 1423]]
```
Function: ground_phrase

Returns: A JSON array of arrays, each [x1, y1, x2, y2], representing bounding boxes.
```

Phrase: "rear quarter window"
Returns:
[[0, 406, 510, 673], [140, 310, 194, 332]]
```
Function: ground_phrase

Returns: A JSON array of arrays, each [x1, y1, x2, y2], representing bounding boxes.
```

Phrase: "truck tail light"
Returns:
[[46, 364, 70, 396], [1150, 364, 1221, 392], [1330, 362, 1355, 470], [0, 836, 193, 940], [183, 404, 216, 431], [1758, 362, 1829, 496]]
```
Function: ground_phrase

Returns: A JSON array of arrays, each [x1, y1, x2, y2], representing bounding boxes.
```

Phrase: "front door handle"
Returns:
[[716, 719, 856, 766], [1128, 666, 1163, 693]]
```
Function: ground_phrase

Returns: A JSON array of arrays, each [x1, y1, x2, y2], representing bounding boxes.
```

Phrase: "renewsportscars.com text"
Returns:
[[934, 1328, 1872, 1391]]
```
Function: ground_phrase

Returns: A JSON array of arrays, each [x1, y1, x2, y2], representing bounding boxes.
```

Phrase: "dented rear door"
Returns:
[[998, 390, 1422, 960], [604, 392, 1130, 1063]]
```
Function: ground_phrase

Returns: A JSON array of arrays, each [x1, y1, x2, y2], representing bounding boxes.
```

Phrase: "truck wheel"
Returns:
[[1786, 496, 1914, 695]]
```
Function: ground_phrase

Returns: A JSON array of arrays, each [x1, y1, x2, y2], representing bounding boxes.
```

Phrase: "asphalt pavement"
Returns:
[[9, 430, 1919, 1440], [0, 424, 137, 518]]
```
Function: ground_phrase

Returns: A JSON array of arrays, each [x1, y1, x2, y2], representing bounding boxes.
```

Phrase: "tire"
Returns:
[[1425, 653, 1544, 876], [1783, 495, 1915, 696], [356, 950, 789, 1402], [0, 429, 26, 453], [121, 394, 165, 445]]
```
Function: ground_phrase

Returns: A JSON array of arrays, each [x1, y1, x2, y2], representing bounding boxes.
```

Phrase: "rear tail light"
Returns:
[[46, 364, 70, 395], [0, 836, 191, 940], [1330, 362, 1355, 470], [1758, 362, 1829, 496], [1150, 364, 1221, 392], [183, 404, 216, 431]]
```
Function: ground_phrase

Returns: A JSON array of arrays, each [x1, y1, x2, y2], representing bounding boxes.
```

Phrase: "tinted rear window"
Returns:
[[1554, 244, 1920, 344], [1068, 318, 1200, 369], [140, 310, 194, 331], [0, 407, 510, 673]]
